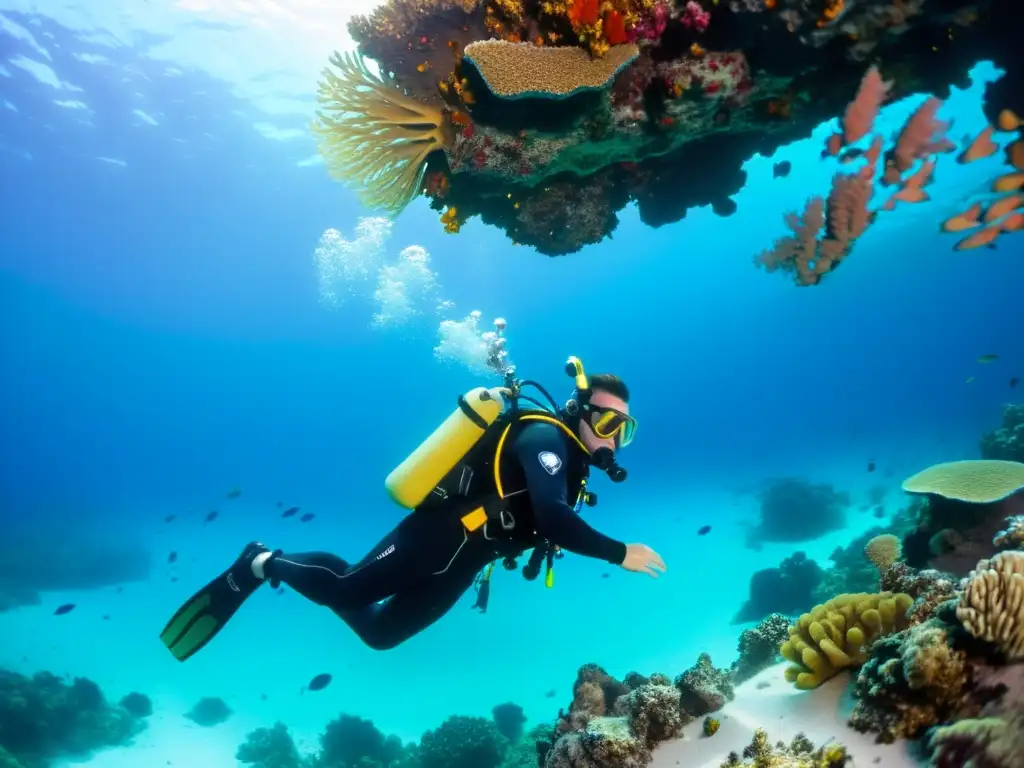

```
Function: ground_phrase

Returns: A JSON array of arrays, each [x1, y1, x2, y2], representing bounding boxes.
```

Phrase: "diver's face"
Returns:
[[579, 390, 631, 453]]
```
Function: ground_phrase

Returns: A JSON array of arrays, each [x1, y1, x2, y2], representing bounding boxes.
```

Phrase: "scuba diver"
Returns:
[[160, 318, 665, 660]]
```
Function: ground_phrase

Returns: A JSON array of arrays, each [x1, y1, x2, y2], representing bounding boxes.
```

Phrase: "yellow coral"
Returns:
[[864, 534, 901, 571], [461, 39, 639, 98], [956, 551, 1024, 660], [901, 459, 1024, 503], [720, 729, 849, 767], [780, 592, 913, 689], [312, 51, 453, 213]]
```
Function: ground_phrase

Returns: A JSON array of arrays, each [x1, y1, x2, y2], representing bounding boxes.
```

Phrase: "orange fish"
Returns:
[[954, 225, 1000, 251], [1003, 212, 1024, 232], [994, 172, 1024, 193], [903, 159, 935, 189], [824, 133, 843, 156], [996, 109, 1021, 132], [984, 194, 1023, 223], [893, 185, 929, 204], [941, 203, 982, 232], [958, 125, 998, 164]]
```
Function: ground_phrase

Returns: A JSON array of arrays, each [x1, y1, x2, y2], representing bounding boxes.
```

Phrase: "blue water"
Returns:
[[1, 4, 1022, 766]]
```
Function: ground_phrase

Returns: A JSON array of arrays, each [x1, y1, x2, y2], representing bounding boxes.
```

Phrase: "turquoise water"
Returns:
[[1, 3, 1022, 767]]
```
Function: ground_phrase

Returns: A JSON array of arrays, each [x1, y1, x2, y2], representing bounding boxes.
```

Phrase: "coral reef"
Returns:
[[612, 684, 683, 746], [865, 534, 902, 572], [780, 591, 913, 689], [0, 670, 147, 768], [720, 729, 849, 768], [492, 702, 527, 743], [237, 722, 308, 768], [747, 479, 850, 547], [418, 715, 506, 768], [735, 551, 822, 623], [326, 0, 1017, 256], [981, 404, 1024, 462], [848, 612, 977, 742], [184, 696, 232, 727], [318, 713, 407, 767], [674, 653, 735, 720], [731, 613, 791, 684], [899, 460, 1024, 576], [928, 697, 1024, 768], [956, 551, 1024, 661], [545, 716, 649, 768]]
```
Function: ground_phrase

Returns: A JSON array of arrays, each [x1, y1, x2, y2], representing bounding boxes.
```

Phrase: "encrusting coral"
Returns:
[[720, 729, 850, 768], [956, 550, 1024, 661], [780, 591, 913, 689], [312, 51, 454, 214], [462, 40, 640, 99]]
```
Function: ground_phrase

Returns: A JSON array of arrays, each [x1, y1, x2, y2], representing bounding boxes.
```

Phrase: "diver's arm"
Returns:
[[513, 424, 627, 565]]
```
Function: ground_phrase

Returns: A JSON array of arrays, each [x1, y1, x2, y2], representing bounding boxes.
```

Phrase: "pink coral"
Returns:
[[892, 97, 953, 174], [681, 1, 710, 33], [843, 66, 889, 144], [629, 2, 669, 41]]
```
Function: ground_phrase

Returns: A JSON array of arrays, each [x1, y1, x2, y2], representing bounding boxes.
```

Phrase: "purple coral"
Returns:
[[629, 2, 669, 42], [681, 1, 711, 33]]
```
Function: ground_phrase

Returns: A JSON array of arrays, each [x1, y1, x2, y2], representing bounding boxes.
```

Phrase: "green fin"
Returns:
[[159, 564, 260, 662]]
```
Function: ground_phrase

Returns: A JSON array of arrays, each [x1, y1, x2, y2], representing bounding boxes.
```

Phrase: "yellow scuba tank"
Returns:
[[385, 386, 508, 509]]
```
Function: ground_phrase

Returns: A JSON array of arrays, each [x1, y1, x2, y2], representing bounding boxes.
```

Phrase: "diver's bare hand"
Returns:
[[619, 544, 666, 578]]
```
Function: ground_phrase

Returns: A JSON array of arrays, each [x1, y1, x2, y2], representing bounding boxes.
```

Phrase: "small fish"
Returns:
[[260, 693, 268, 702], [168, 551, 178, 564], [276, 587, 285, 595], [102, 614, 110, 620], [697, 525, 712, 536], [306, 673, 333, 692], [164, 514, 176, 523], [954, 224, 1001, 251], [993, 172, 1024, 193], [941, 203, 983, 233], [544, 689, 557, 699], [601, 572, 610, 578], [965, 376, 976, 384], [205, 510, 218, 524], [772, 160, 791, 178], [958, 125, 998, 164], [984, 194, 1022, 224], [171, 576, 178, 582], [977, 354, 999, 364], [839, 148, 864, 164], [54, 603, 76, 616], [282, 506, 300, 518], [1010, 377, 1019, 388], [867, 461, 876, 473], [300, 513, 315, 523], [226, 487, 243, 499], [997, 109, 1021, 132], [276, 501, 283, 508]]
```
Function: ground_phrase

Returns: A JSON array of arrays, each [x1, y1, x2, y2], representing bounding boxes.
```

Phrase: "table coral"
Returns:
[[956, 550, 1024, 661], [780, 591, 913, 689], [463, 40, 640, 98], [902, 460, 1024, 504]]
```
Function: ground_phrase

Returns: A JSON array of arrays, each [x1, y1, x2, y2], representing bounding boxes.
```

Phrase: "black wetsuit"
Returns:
[[264, 421, 627, 650]]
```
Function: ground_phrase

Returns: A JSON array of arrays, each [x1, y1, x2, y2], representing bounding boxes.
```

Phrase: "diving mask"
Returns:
[[583, 404, 637, 448]]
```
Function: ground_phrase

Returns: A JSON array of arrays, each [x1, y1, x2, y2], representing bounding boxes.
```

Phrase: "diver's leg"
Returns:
[[261, 508, 474, 612], [337, 537, 495, 650]]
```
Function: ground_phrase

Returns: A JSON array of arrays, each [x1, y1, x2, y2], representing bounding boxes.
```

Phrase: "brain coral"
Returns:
[[955, 550, 1024, 660], [780, 591, 913, 689], [462, 40, 639, 99], [901, 459, 1024, 503], [864, 534, 902, 572]]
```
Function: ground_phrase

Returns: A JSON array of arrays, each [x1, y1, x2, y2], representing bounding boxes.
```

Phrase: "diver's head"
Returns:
[[574, 373, 635, 454]]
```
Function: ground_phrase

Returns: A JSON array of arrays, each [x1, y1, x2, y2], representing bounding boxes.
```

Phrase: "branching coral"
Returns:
[[956, 551, 1024, 661], [780, 592, 913, 689], [720, 729, 850, 768], [462, 40, 639, 99], [312, 51, 454, 214]]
